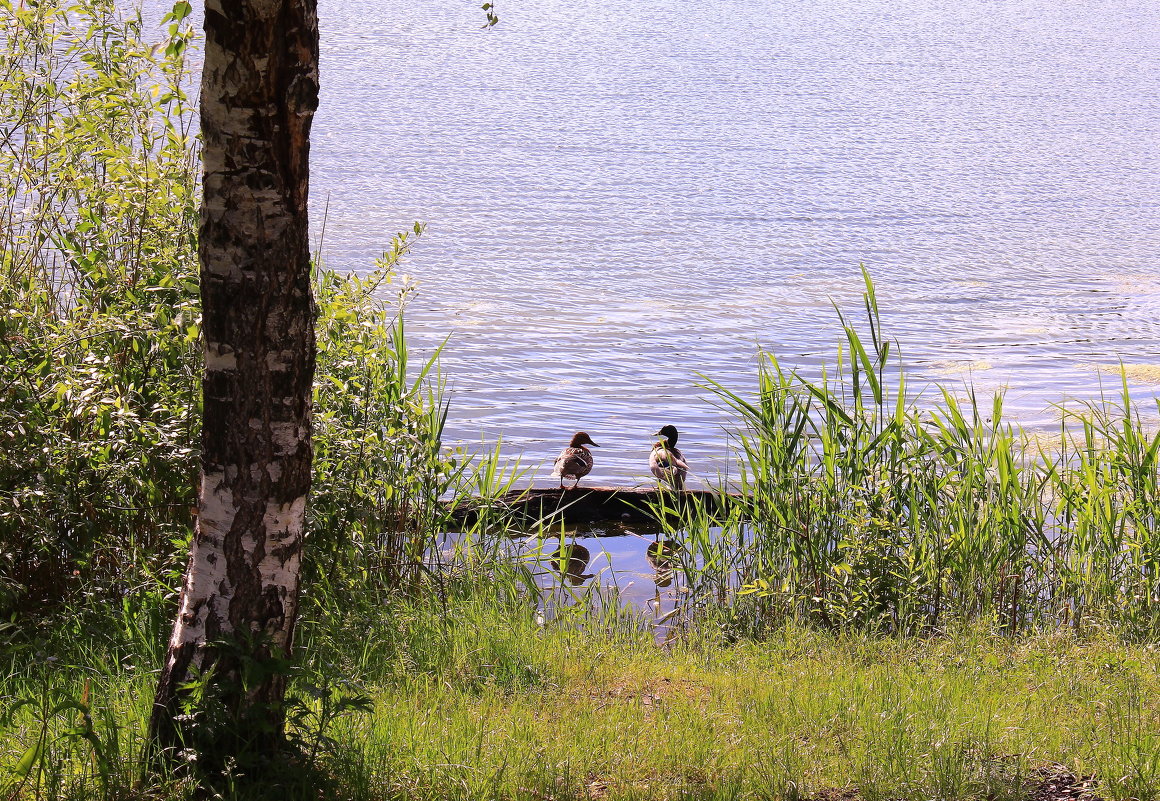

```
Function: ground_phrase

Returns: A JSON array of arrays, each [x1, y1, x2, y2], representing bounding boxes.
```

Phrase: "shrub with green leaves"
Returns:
[[310, 231, 474, 593], [0, 0, 201, 616], [0, 0, 466, 627]]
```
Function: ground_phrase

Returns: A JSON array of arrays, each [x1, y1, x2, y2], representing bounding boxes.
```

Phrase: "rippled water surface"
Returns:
[[310, 0, 1160, 486]]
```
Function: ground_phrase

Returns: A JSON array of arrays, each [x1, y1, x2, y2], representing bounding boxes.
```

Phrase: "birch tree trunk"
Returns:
[[148, 0, 319, 768]]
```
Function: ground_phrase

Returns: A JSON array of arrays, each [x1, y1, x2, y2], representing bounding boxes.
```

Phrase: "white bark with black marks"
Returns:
[[148, 0, 319, 768]]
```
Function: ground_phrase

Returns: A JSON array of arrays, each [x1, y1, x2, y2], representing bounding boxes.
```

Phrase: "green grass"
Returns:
[[5, 580, 1160, 801], [309, 597, 1160, 801]]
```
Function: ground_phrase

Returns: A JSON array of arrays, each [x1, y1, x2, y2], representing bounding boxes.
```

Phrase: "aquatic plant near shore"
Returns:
[[689, 270, 1160, 638]]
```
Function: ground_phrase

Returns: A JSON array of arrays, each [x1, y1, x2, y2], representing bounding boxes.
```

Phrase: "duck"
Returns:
[[650, 424, 688, 490], [553, 431, 598, 488]]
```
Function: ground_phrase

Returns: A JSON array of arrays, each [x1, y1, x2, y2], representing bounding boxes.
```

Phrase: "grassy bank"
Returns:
[[5, 578, 1160, 800], [343, 626, 1160, 801]]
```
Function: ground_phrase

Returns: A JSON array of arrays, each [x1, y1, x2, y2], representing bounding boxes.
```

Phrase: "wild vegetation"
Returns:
[[1, 2, 1158, 800], [671, 272, 1160, 640]]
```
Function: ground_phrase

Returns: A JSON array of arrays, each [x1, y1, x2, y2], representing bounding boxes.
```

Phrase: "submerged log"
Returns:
[[450, 485, 737, 528]]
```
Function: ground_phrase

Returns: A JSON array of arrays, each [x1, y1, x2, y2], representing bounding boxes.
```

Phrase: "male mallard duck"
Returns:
[[553, 431, 598, 488], [650, 424, 688, 490]]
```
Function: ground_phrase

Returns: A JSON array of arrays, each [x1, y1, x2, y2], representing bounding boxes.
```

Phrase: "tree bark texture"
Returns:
[[148, 0, 319, 764]]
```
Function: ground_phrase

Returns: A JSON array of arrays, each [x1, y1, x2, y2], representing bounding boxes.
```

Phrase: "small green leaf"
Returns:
[[12, 741, 42, 779]]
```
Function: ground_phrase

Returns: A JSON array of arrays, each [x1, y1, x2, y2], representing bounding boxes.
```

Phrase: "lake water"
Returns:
[[311, 0, 1160, 489]]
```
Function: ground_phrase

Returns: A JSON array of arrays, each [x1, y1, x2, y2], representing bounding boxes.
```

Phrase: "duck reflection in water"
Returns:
[[646, 538, 678, 588], [549, 540, 592, 586]]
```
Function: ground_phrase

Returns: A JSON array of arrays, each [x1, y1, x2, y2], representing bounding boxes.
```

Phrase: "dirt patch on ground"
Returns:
[[805, 788, 862, 801], [583, 774, 610, 800], [1029, 764, 1101, 801], [571, 675, 712, 710], [799, 765, 1101, 801]]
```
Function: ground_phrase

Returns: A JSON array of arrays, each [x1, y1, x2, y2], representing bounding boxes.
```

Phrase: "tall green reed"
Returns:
[[689, 269, 1160, 637]]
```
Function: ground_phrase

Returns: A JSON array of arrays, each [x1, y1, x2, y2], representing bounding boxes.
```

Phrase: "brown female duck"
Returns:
[[553, 431, 598, 488]]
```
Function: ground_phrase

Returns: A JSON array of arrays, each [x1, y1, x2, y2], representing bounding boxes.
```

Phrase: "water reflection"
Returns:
[[530, 525, 689, 641], [548, 541, 592, 585], [433, 523, 690, 635]]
